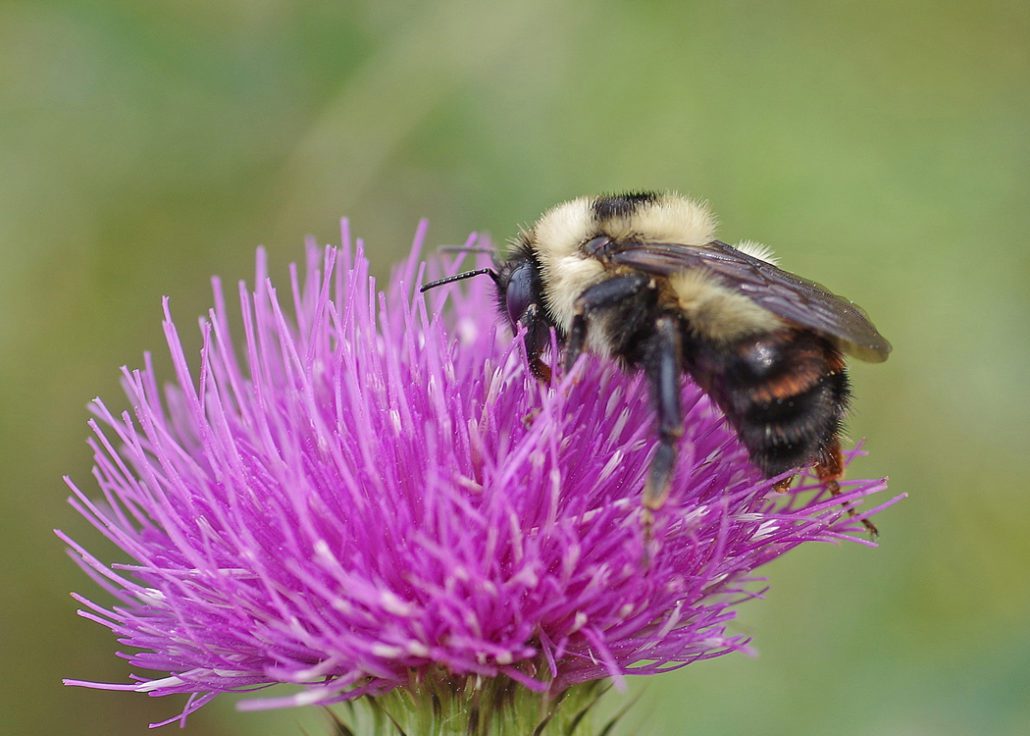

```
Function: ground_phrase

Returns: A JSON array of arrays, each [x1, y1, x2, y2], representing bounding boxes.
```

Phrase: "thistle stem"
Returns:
[[329, 675, 617, 736]]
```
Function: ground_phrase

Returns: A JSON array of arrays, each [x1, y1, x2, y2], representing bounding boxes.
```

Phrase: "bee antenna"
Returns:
[[436, 245, 496, 255], [419, 268, 499, 293]]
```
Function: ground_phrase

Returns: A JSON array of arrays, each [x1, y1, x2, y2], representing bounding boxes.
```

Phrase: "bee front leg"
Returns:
[[565, 274, 651, 374], [520, 303, 552, 383]]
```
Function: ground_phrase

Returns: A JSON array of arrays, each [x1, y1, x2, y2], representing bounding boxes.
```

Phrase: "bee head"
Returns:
[[495, 253, 541, 328], [420, 244, 544, 331]]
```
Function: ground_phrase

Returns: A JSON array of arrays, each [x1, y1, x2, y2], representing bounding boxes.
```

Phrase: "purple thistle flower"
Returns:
[[61, 221, 894, 730]]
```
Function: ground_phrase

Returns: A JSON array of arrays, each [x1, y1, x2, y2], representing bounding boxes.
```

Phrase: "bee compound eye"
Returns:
[[504, 264, 536, 325]]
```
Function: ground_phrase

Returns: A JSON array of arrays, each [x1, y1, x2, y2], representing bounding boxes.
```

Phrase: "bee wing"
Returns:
[[609, 240, 891, 362]]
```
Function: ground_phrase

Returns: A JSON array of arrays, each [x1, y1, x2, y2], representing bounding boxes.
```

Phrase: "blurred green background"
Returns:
[[2, 1, 1028, 734]]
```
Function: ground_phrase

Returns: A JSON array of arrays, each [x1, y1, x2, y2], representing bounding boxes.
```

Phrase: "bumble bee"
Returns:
[[421, 192, 890, 531]]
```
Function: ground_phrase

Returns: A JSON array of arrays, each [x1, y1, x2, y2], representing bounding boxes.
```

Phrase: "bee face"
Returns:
[[422, 192, 890, 533]]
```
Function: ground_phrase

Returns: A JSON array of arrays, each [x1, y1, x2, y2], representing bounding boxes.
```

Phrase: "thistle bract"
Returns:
[[61, 222, 890, 728]]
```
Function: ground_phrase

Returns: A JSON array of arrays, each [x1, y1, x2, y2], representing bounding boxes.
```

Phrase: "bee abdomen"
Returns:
[[738, 373, 848, 474], [686, 329, 850, 478]]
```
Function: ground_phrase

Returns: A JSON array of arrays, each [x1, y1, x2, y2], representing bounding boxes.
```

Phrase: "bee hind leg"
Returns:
[[816, 438, 878, 537]]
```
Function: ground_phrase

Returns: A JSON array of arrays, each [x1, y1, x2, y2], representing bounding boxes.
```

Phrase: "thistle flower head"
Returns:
[[61, 222, 891, 729]]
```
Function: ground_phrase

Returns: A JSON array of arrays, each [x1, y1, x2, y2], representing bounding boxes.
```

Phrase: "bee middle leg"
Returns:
[[773, 476, 796, 494], [642, 314, 684, 512]]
